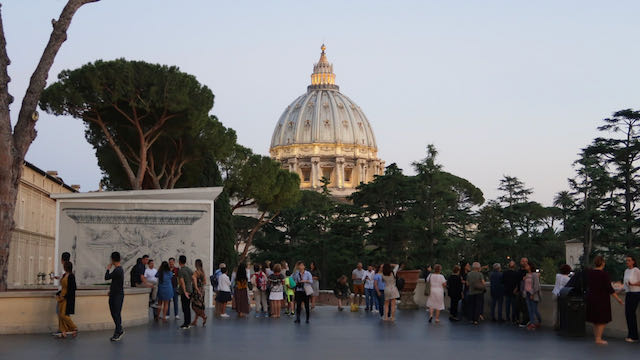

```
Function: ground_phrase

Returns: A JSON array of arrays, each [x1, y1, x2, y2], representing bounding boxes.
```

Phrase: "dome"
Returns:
[[269, 90, 377, 149], [269, 45, 384, 194], [270, 45, 377, 150]]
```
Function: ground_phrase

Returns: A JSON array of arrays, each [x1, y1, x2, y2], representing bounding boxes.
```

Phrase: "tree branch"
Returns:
[[13, 0, 100, 159]]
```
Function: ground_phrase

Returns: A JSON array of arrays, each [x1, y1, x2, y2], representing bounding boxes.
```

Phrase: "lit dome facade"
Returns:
[[270, 45, 384, 195]]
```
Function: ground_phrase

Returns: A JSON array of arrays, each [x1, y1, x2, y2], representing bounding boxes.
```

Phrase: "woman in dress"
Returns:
[[426, 264, 447, 323], [55, 261, 77, 338], [156, 261, 174, 323], [586, 255, 623, 345], [382, 263, 400, 322], [268, 263, 285, 318], [310, 261, 321, 309], [234, 263, 250, 318], [191, 259, 207, 326], [624, 255, 640, 343], [551, 264, 572, 329]]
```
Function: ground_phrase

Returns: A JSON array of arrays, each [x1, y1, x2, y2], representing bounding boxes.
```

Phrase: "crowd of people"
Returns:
[[52, 251, 640, 347]]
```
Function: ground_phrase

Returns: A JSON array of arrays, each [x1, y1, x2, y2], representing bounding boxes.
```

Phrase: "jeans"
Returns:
[[180, 293, 191, 326], [450, 296, 461, 318], [516, 293, 529, 324], [468, 293, 482, 322], [376, 290, 385, 317], [170, 290, 180, 316], [504, 294, 516, 322], [526, 297, 541, 325], [295, 291, 310, 322], [108, 293, 124, 334], [625, 292, 640, 340], [491, 295, 504, 321], [365, 288, 376, 310]]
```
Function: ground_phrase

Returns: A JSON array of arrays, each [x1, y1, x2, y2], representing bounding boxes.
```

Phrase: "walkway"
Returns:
[[0, 307, 637, 360]]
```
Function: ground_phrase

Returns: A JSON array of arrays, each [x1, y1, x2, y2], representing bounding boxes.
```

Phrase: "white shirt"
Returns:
[[552, 273, 570, 296], [363, 270, 376, 289], [218, 273, 231, 292], [624, 267, 640, 293], [144, 268, 158, 284]]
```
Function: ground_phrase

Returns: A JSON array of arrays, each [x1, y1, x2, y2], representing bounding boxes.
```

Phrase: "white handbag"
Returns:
[[304, 283, 314, 296]]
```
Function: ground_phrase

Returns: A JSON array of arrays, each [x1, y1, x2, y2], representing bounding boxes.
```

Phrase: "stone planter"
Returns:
[[396, 270, 420, 310]]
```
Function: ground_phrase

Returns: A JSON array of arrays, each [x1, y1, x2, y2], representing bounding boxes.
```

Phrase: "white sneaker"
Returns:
[[165, 316, 169, 320], [220, 314, 230, 318], [372, 309, 379, 313], [175, 315, 180, 320]]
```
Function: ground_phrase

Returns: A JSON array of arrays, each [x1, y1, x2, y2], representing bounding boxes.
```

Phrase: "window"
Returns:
[[344, 168, 352, 182], [322, 167, 333, 182], [301, 168, 311, 182]]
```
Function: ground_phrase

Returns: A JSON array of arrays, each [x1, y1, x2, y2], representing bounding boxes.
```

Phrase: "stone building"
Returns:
[[7, 162, 77, 287], [270, 45, 384, 196]]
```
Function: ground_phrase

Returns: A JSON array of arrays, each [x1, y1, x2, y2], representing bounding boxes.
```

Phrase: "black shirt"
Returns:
[[131, 263, 145, 286], [502, 269, 521, 294], [447, 274, 463, 298], [105, 266, 124, 296]]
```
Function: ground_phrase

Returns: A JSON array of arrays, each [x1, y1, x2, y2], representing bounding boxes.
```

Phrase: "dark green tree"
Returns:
[[40, 59, 219, 190], [588, 109, 640, 249]]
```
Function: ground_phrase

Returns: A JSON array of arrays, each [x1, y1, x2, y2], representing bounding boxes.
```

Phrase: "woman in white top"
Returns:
[[426, 264, 447, 323], [552, 264, 572, 329], [624, 256, 640, 343]]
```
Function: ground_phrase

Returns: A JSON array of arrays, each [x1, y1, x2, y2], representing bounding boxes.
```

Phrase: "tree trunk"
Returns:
[[0, 0, 98, 291]]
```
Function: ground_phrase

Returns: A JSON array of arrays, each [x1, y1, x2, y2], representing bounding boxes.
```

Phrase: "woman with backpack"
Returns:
[[251, 264, 269, 318], [268, 264, 285, 318]]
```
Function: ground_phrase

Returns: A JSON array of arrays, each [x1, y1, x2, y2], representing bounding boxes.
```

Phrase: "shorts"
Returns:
[[353, 284, 365, 295], [216, 291, 232, 303]]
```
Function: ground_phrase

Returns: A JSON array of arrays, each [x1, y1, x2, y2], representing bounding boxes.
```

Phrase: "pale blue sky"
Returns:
[[5, 0, 640, 204]]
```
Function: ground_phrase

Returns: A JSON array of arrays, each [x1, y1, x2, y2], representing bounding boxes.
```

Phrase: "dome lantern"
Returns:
[[308, 44, 339, 91]]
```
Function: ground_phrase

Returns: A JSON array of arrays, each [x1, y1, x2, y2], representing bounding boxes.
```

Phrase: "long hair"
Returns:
[[310, 261, 318, 271], [627, 256, 638, 268], [236, 263, 248, 283], [382, 263, 392, 276], [195, 259, 203, 272], [158, 261, 170, 283]]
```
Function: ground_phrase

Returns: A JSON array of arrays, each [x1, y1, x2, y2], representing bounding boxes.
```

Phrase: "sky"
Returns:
[[4, 0, 640, 205]]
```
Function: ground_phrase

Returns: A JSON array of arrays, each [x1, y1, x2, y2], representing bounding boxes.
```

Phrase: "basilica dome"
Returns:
[[270, 45, 384, 195]]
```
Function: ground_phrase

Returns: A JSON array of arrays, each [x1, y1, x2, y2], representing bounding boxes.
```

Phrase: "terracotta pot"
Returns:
[[396, 270, 420, 292]]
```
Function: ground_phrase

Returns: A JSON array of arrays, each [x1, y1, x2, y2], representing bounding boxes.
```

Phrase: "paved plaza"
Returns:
[[0, 307, 638, 360]]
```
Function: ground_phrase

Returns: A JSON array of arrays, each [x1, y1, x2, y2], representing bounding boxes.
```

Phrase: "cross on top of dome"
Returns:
[[309, 44, 339, 91]]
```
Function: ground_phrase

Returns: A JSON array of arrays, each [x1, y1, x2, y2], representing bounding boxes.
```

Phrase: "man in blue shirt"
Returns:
[[293, 261, 313, 324], [374, 265, 386, 318]]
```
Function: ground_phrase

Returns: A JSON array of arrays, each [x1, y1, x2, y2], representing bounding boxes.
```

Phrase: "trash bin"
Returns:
[[558, 287, 585, 337]]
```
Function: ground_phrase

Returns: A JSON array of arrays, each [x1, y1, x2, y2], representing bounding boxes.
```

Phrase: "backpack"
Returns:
[[210, 273, 219, 290], [396, 276, 405, 292], [255, 272, 267, 291], [288, 276, 297, 289]]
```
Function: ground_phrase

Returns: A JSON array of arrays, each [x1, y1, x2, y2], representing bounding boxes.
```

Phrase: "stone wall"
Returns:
[[413, 280, 638, 338], [0, 287, 150, 334]]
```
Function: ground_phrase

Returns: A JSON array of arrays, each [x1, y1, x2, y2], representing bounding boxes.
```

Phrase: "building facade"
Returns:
[[7, 162, 77, 287], [270, 45, 384, 196]]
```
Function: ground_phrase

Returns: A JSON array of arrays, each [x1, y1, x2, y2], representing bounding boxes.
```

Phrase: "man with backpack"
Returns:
[[251, 264, 269, 318]]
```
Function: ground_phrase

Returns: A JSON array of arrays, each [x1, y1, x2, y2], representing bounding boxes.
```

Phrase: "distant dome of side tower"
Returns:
[[269, 45, 384, 196]]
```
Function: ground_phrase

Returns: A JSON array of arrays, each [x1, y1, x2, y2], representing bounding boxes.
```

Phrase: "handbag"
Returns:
[[424, 275, 431, 296], [304, 283, 314, 296]]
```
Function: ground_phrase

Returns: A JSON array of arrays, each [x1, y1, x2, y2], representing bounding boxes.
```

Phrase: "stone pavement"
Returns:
[[0, 307, 637, 360]]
